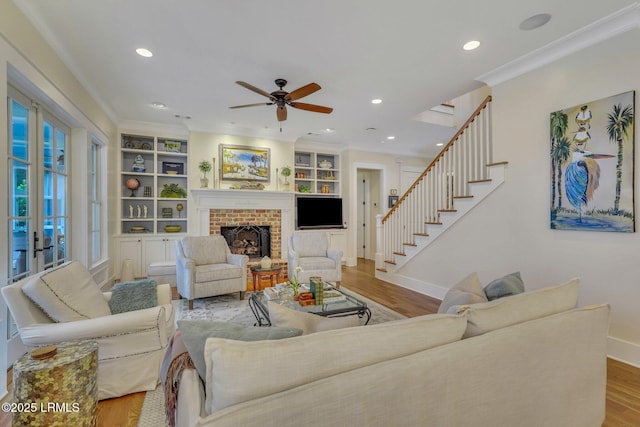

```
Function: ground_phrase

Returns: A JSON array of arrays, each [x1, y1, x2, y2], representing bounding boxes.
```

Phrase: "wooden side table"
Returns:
[[12, 340, 98, 427], [250, 266, 282, 292]]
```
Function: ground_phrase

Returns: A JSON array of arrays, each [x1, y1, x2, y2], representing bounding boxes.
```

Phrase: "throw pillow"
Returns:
[[437, 272, 487, 314], [203, 312, 467, 414], [177, 320, 303, 380], [22, 260, 111, 322], [108, 279, 158, 314], [484, 271, 525, 301], [461, 277, 580, 338], [268, 301, 360, 334]]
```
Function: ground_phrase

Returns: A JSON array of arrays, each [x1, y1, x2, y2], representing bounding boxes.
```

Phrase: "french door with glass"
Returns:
[[6, 87, 70, 362]]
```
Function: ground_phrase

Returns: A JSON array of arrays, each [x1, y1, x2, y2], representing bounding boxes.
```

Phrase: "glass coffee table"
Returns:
[[248, 282, 371, 326]]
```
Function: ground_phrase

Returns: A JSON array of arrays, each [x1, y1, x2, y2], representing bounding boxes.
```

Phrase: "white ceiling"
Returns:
[[12, 0, 636, 157]]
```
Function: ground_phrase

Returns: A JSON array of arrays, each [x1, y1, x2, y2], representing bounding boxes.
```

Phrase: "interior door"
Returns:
[[5, 88, 70, 364]]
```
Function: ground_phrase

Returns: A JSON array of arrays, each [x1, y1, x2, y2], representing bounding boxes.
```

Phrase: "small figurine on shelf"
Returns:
[[176, 203, 184, 218], [132, 155, 146, 172], [137, 205, 141, 218], [143, 206, 148, 218], [128, 205, 133, 219]]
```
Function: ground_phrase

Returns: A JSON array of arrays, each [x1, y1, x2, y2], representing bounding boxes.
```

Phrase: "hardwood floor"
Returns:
[[2, 258, 640, 426]]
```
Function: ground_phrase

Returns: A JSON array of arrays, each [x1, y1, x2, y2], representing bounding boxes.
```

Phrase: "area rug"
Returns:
[[138, 288, 406, 426]]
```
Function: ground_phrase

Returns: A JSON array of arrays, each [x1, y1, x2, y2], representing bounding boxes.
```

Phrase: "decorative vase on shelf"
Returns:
[[200, 178, 209, 188]]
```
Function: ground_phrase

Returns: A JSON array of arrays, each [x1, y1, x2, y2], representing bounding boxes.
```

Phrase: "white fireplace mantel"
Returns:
[[190, 189, 295, 247]]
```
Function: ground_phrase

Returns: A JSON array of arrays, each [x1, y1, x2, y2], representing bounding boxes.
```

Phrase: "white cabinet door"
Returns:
[[142, 237, 166, 267], [117, 237, 143, 278]]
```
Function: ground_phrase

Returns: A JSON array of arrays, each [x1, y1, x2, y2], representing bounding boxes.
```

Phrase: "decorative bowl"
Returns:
[[164, 225, 182, 233], [318, 160, 332, 169]]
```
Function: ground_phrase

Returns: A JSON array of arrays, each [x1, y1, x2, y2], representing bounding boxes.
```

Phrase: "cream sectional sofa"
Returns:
[[173, 279, 609, 427]]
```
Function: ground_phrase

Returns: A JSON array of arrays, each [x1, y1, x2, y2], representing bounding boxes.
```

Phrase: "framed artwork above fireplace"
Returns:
[[220, 144, 270, 182]]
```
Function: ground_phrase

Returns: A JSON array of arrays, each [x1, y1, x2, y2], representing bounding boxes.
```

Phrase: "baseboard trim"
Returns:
[[608, 336, 640, 368], [386, 274, 448, 300]]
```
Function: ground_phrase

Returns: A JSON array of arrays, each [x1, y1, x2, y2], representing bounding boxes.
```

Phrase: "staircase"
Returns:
[[375, 95, 507, 277]]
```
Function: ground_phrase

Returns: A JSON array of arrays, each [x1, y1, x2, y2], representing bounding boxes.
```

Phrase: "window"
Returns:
[[90, 140, 102, 263]]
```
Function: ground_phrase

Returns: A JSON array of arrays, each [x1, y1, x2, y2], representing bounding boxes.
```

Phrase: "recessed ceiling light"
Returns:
[[371, 99, 382, 104], [151, 102, 166, 108], [463, 40, 480, 51], [325, 128, 335, 132], [387, 136, 395, 140], [436, 143, 444, 146], [519, 13, 551, 31], [136, 48, 153, 58]]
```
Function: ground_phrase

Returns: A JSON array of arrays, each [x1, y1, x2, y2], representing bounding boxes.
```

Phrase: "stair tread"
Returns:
[[438, 209, 457, 212], [393, 251, 407, 256], [468, 178, 492, 184], [413, 232, 429, 236], [487, 161, 508, 167], [453, 195, 473, 199], [425, 221, 443, 225], [403, 243, 417, 247], [376, 268, 388, 273], [384, 260, 397, 265]]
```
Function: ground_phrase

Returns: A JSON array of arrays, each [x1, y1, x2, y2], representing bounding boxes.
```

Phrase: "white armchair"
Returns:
[[175, 235, 249, 310], [1, 261, 175, 400], [288, 231, 342, 287]]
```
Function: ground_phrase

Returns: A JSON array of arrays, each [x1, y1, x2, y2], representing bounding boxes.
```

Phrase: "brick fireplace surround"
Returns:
[[211, 209, 287, 282]]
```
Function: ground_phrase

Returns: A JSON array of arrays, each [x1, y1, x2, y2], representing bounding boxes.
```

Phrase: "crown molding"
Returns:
[[476, 2, 640, 87]]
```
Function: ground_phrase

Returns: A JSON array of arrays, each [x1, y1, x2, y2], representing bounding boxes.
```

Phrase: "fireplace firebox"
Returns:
[[221, 225, 271, 259]]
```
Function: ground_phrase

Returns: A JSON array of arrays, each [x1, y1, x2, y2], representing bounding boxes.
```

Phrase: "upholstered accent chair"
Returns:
[[1, 260, 175, 400], [288, 231, 342, 287], [175, 235, 249, 309]]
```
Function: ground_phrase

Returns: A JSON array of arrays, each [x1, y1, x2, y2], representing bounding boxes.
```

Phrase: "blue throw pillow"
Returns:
[[108, 279, 158, 314], [484, 272, 525, 301]]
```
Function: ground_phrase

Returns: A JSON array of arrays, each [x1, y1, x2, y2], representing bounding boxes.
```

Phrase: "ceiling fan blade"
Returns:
[[289, 102, 333, 114], [235, 81, 276, 100], [285, 82, 321, 101], [229, 102, 273, 109], [277, 106, 287, 122]]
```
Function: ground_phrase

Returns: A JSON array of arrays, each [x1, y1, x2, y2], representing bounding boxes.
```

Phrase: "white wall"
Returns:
[[399, 29, 640, 365], [189, 132, 295, 192]]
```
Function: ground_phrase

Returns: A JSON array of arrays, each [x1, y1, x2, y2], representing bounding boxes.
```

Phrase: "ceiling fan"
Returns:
[[229, 78, 333, 123]]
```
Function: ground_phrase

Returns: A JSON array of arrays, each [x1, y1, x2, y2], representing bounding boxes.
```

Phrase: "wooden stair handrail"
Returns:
[[382, 95, 492, 223]]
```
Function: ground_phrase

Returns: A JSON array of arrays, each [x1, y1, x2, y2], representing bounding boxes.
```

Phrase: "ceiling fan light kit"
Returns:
[[230, 78, 333, 125]]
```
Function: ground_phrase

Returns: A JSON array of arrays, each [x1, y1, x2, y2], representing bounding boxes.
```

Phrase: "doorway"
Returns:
[[356, 169, 381, 260], [5, 87, 71, 364]]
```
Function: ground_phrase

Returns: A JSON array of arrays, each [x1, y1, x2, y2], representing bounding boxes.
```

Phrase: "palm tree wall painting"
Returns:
[[550, 91, 635, 232]]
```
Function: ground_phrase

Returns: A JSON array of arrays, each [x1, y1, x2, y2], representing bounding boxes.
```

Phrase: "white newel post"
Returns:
[[375, 214, 384, 270]]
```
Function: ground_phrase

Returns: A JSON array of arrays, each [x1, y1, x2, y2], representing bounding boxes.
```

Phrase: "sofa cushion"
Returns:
[[292, 232, 328, 257], [22, 260, 111, 322], [461, 277, 579, 338], [297, 256, 337, 271], [484, 271, 525, 301], [181, 236, 228, 266], [203, 312, 466, 414], [438, 272, 487, 314], [268, 301, 359, 334], [108, 279, 158, 314], [195, 264, 243, 283], [177, 320, 302, 380]]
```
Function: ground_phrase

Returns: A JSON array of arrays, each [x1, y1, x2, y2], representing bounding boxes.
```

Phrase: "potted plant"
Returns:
[[289, 266, 303, 300], [198, 160, 212, 188], [280, 165, 291, 185]]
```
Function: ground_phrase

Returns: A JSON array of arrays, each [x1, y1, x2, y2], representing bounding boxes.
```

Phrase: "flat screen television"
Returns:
[[296, 197, 344, 229]]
